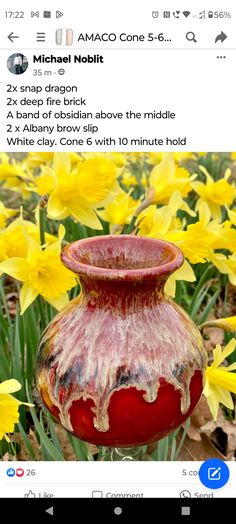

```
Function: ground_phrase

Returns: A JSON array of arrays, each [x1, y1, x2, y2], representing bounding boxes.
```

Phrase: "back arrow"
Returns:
[[8, 32, 19, 42], [215, 31, 227, 44]]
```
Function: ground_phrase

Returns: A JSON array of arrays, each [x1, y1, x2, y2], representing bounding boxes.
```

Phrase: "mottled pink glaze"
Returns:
[[61, 235, 184, 280], [36, 236, 207, 447]]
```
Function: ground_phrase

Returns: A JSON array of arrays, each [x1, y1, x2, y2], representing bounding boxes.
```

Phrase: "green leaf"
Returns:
[[189, 284, 211, 321], [197, 288, 221, 325], [18, 422, 36, 460], [175, 419, 190, 460], [26, 385, 65, 461], [46, 413, 65, 456], [68, 434, 94, 461]]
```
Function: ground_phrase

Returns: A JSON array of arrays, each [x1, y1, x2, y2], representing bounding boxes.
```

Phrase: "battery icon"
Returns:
[[56, 29, 73, 45]]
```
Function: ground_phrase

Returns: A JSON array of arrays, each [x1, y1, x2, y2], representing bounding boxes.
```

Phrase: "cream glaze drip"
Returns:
[[38, 293, 207, 433]]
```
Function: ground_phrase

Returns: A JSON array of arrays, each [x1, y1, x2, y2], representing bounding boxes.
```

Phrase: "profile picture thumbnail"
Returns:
[[7, 53, 29, 75]]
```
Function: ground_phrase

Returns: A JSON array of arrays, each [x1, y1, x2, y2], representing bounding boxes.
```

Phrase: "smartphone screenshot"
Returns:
[[0, 0, 235, 520]]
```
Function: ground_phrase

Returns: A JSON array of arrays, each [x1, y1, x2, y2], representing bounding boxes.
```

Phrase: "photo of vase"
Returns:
[[36, 235, 207, 448]]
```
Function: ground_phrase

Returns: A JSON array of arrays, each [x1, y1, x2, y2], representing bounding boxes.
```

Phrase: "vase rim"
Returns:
[[61, 235, 184, 281]]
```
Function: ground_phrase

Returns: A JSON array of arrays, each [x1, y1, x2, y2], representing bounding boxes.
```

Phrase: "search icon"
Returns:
[[186, 31, 197, 43]]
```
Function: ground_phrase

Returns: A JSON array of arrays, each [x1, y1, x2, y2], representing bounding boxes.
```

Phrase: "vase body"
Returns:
[[36, 235, 207, 448]]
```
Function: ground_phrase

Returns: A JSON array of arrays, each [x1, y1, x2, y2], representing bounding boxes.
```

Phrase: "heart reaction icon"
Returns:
[[16, 468, 24, 477]]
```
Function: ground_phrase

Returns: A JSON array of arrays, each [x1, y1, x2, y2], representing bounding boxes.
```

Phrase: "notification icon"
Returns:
[[16, 468, 24, 477]]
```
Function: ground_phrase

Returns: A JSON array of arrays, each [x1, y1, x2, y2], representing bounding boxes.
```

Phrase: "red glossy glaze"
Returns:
[[37, 236, 207, 447], [68, 372, 203, 447]]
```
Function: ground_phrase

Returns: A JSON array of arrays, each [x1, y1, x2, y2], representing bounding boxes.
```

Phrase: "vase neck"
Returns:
[[80, 276, 165, 310]]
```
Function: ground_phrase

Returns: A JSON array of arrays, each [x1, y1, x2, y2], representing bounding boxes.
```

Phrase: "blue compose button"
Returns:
[[199, 459, 230, 489]]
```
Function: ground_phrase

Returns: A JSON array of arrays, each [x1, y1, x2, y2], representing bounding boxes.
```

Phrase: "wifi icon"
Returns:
[[183, 11, 191, 18]]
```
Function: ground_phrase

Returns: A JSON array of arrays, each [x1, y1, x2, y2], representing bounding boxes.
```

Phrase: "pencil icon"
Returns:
[[208, 467, 221, 480]]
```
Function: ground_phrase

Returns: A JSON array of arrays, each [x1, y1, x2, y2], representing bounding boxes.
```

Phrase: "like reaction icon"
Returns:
[[6, 468, 15, 477]]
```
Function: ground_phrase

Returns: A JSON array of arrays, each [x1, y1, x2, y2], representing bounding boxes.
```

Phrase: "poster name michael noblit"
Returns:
[[33, 55, 104, 64]]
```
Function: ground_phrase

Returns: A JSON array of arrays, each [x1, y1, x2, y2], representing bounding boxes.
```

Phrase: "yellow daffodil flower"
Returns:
[[208, 250, 236, 285], [200, 315, 236, 332], [222, 253, 236, 286], [0, 201, 17, 229], [138, 191, 195, 238], [172, 152, 196, 163], [191, 166, 236, 219], [164, 259, 196, 297], [140, 173, 148, 188], [226, 205, 236, 226], [98, 191, 138, 227], [168, 190, 196, 217], [147, 152, 196, 165], [0, 225, 76, 314], [164, 201, 236, 266], [148, 154, 196, 204], [25, 152, 81, 168], [0, 215, 58, 264], [40, 153, 118, 229], [81, 152, 126, 168], [189, 202, 236, 254], [31, 171, 55, 196], [121, 172, 138, 188], [139, 199, 208, 264], [203, 339, 236, 420], [126, 152, 147, 165], [166, 226, 211, 264], [0, 379, 33, 441], [0, 153, 32, 198]]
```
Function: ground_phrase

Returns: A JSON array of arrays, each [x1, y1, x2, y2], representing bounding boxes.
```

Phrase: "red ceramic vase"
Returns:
[[36, 235, 207, 448]]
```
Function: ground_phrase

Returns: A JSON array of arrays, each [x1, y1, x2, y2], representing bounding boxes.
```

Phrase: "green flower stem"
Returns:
[[125, 216, 137, 234], [126, 190, 155, 234], [37, 296, 47, 330], [199, 320, 217, 331]]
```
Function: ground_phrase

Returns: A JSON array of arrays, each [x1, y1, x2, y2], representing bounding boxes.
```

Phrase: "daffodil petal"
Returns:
[[46, 293, 69, 310], [0, 257, 29, 281], [205, 393, 219, 421], [226, 363, 236, 372], [0, 395, 21, 438], [0, 379, 21, 394], [206, 367, 236, 394], [199, 165, 214, 184], [27, 235, 42, 259], [197, 201, 211, 226], [181, 200, 196, 217], [58, 224, 65, 242], [203, 316, 236, 332], [224, 168, 231, 181], [45, 224, 66, 256], [164, 275, 176, 297], [219, 338, 236, 363], [211, 339, 236, 368], [20, 282, 38, 315], [53, 153, 71, 177], [211, 344, 224, 368], [214, 386, 234, 410], [67, 202, 102, 229], [173, 260, 196, 282], [226, 205, 236, 225], [168, 191, 182, 214], [47, 194, 67, 219]]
